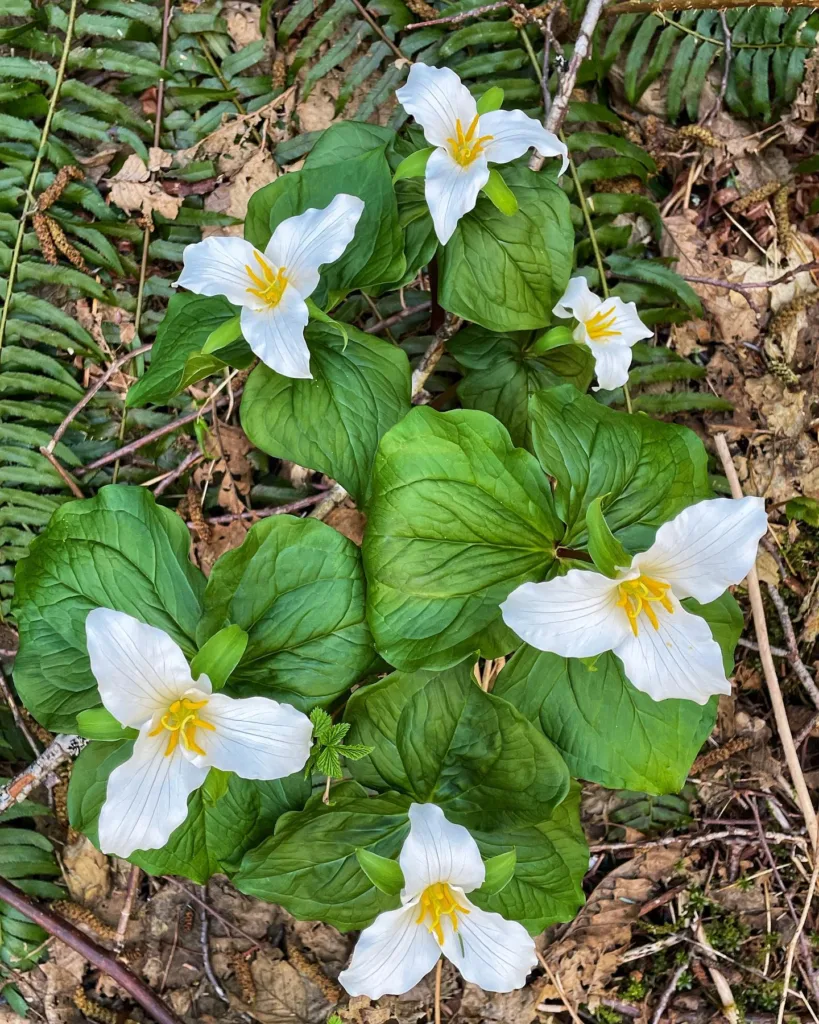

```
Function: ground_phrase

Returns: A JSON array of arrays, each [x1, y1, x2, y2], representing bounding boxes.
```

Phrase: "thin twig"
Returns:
[[0, 735, 87, 814], [152, 449, 203, 497], [348, 0, 406, 59], [680, 261, 819, 295], [777, 855, 819, 1024], [651, 953, 693, 1024], [737, 637, 788, 658], [434, 958, 442, 1024], [0, 666, 41, 758], [411, 313, 462, 399], [714, 433, 818, 853], [540, 956, 584, 1024], [0, 876, 184, 1024], [38, 447, 85, 499], [47, 344, 153, 454], [541, 0, 605, 138], [198, 884, 229, 1003], [795, 712, 819, 748], [365, 300, 432, 335], [162, 877, 262, 951], [204, 493, 326, 523], [765, 584, 819, 710], [406, 0, 513, 27], [114, 865, 141, 954], [703, 10, 732, 123], [590, 828, 808, 853], [0, 0, 79, 352], [605, 0, 819, 13]]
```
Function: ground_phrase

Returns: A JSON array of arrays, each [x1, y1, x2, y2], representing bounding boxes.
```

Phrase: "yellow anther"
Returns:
[[446, 115, 494, 167], [149, 697, 215, 757], [245, 251, 288, 308], [416, 882, 469, 944], [616, 575, 674, 636], [585, 306, 622, 342]]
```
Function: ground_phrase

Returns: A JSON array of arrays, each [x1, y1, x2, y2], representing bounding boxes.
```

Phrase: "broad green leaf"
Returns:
[[189, 624, 248, 691], [481, 169, 518, 216], [235, 782, 411, 930], [606, 254, 704, 316], [479, 849, 516, 895], [13, 486, 205, 731], [355, 847, 404, 895], [126, 294, 239, 408], [439, 164, 573, 333], [494, 593, 742, 793], [586, 496, 633, 577], [344, 665, 569, 829], [471, 784, 587, 933], [245, 122, 405, 295], [395, 177, 437, 287], [392, 146, 434, 182], [363, 407, 561, 671], [198, 515, 375, 710], [529, 326, 575, 355], [240, 322, 411, 504], [68, 740, 310, 884], [449, 327, 594, 447], [529, 385, 711, 548], [75, 708, 137, 742]]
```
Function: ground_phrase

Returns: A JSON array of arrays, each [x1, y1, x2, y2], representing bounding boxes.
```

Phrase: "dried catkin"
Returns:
[[186, 486, 211, 543], [773, 185, 791, 243], [594, 176, 644, 194], [231, 950, 257, 1004], [51, 901, 119, 941], [33, 213, 57, 263], [675, 124, 720, 148], [404, 0, 437, 19], [38, 165, 84, 212], [47, 216, 88, 271], [73, 987, 138, 1024], [691, 735, 755, 773], [182, 906, 195, 933], [287, 946, 342, 1005], [767, 292, 813, 339], [767, 357, 800, 386], [272, 53, 287, 90], [731, 181, 781, 213]]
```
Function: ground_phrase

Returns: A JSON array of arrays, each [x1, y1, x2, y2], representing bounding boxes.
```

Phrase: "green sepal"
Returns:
[[190, 625, 248, 690], [481, 169, 518, 217], [202, 767, 231, 806], [528, 326, 575, 356], [476, 86, 504, 114], [586, 495, 633, 578], [392, 147, 434, 183], [75, 708, 137, 743], [305, 297, 349, 351], [202, 314, 242, 354], [355, 847, 405, 895], [479, 848, 516, 895]]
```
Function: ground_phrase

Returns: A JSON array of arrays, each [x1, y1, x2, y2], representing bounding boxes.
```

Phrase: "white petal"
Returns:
[[501, 571, 630, 659], [240, 289, 311, 379], [425, 147, 488, 246], [552, 276, 600, 321], [191, 693, 313, 779], [85, 609, 196, 728], [614, 595, 731, 704], [177, 236, 259, 308], [339, 904, 441, 999], [635, 496, 768, 604], [441, 896, 537, 992], [580, 297, 653, 348], [479, 109, 568, 174], [98, 727, 208, 858], [400, 803, 485, 899], [395, 62, 477, 149], [588, 338, 634, 391], [263, 194, 365, 299]]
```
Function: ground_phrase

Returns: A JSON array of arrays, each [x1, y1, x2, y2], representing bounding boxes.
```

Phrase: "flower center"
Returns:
[[447, 115, 493, 168], [585, 306, 621, 342], [416, 882, 469, 944], [616, 575, 674, 636], [148, 697, 214, 757], [245, 251, 288, 308]]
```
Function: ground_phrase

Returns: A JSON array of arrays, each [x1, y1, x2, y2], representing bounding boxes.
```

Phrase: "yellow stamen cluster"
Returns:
[[417, 882, 469, 944], [447, 115, 493, 168], [585, 306, 622, 342], [246, 251, 288, 308], [149, 697, 214, 757], [617, 576, 674, 636]]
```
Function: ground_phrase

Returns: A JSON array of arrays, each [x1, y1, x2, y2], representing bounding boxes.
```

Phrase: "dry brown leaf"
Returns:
[[744, 376, 808, 439], [109, 179, 182, 220], [540, 845, 683, 1008], [41, 943, 87, 1024], [148, 146, 173, 172], [63, 835, 110, 906], [204, 148, 277, 238], [240, 958, 332, 1024], [110, 153, 150, 183], [324, 505, 366, 546], [224, 0, 265, 47], [296, 79, 339, 133], [459, 983, 539, 1023]]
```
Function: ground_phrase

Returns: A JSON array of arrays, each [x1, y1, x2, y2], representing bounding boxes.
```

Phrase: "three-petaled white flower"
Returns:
[[395, 63, 568, 245], [501, 496, 768, 704], [177, 193, 365, 380], [339, 803, 536, 998], [85, 609, 313, 858], [552, 277, 653, 391]]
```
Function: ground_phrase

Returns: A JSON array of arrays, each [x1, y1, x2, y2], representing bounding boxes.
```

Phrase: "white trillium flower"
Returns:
[[501, 496, 768, 704], [395, 63, 568, 245], [177, 193, 365, 379], [339, 803, 537, 998], [553, 276, 654, 391], [85, 608, 313, 858]]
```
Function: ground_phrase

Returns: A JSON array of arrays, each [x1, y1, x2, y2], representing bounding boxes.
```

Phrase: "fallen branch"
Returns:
[[0, 876, 183, 1024], [405, 0, 514, 27], [0, 734, 87, 814], [538, 0, 605, 142], [765, 583, 819, 710], [680, 261, 819, 295], [606, 0, 819, 12], [714, 433, 818, 853], [198, 884, 229, 1003], [590, 827, 808, 854], [365, 299, 432, 334]]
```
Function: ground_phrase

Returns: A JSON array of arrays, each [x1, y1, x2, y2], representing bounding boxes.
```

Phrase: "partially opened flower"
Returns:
[[395, 63, 568, 245], [177, 193, 365, 379], [552, 277, 653, 391], [501, 496, 768, 704], [339, 803, 536, 998], [85, 609, 313, 858]]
